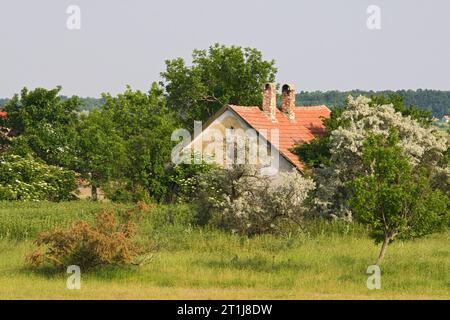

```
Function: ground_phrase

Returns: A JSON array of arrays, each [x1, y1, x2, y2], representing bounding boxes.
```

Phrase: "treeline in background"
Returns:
[[3, 89, 449, 117], [297, 89, 450, 118]]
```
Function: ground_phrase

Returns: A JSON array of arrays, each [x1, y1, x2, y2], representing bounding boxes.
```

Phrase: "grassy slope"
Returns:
[[0, 202, 449, 300]]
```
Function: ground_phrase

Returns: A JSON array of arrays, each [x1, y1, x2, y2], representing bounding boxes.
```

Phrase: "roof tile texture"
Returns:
[[229, 105, 330, 170]]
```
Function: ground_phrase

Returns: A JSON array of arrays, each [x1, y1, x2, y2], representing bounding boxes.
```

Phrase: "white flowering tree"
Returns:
[[197, 164, 315, 235], [313, 96, 449, 219]]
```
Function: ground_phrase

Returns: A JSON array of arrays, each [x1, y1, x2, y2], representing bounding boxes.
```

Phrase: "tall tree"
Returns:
[[101, 83, 178, 202], [75, 109, 126, 200], [161, 43, 277, 126]]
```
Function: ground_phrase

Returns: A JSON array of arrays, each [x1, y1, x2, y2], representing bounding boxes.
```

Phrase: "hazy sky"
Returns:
[[1, 0, 449, 97]]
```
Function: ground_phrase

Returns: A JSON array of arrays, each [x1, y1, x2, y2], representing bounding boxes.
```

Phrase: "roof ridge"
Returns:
[[229, 105, 261, 109]]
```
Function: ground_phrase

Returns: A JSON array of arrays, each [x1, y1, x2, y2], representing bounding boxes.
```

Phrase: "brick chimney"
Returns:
[[281, 84, 296, 121], [262, 83, 277, 121]]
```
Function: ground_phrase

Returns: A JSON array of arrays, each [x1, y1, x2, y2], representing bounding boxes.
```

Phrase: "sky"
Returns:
[[0, 0, 449, 97]]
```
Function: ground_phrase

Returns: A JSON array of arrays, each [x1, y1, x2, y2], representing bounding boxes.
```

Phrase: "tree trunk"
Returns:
[[376, 234, 394, 265], [91, 185, 98, 201]]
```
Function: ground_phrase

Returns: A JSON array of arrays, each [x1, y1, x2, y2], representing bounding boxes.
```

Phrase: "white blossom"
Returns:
[[313, 95, 449, 219]]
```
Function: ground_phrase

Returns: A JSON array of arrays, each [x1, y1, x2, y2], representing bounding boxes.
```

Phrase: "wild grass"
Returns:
[[0, 201, 128, 240], [0, 201, 448, 299]]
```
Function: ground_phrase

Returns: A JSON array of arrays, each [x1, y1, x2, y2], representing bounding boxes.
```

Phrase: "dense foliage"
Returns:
[[100, 83, 179, 202], [74, 109, 126, 200], [0, 154, 77, 201], [161, 43, 277, 126], [3, 90, 450, 119], [348, 131, 449, 264], [292, 94, 433, 169], [306, 96, 448, 219], [293, 95, 449, 263], [2, 87, 80, 169]]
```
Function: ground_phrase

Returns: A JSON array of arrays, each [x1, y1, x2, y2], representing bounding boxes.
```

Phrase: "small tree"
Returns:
[[348, 131, 449, 265]]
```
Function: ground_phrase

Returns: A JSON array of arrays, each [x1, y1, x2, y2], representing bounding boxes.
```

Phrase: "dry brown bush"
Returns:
[[27, 209, 141, 269]]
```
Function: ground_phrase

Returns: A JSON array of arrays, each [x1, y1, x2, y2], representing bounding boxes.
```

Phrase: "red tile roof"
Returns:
[[228, 105, 330, 170], [0, 111, 7, 119]]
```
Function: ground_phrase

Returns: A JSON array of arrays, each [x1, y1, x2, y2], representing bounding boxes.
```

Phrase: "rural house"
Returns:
[[183, 83, 330, 174]]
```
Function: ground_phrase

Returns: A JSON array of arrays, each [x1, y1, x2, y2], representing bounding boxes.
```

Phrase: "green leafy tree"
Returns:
[[3, 87, 80, 168], [348, 132, 449, 265], [161, 43, 277, 126], [101, 83, 178, 202], [75, 109, 126, 200]]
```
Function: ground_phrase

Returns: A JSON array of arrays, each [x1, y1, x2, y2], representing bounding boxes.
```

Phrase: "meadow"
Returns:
[[0, 201, 449, 300]]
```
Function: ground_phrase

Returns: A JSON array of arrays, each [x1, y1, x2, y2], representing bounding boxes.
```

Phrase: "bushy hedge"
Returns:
[[0, 154, 77, 201]]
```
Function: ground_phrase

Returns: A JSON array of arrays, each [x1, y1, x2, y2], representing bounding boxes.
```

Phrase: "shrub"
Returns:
[[165, 158, 215, 204], [0, 154, 77, 201], [27, 209, 141, 269], [197, 165, 315, 236], [102, 180, 155, 204]]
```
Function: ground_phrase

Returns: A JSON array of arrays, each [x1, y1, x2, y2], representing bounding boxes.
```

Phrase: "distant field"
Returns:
[[0, 201, 449, 300]]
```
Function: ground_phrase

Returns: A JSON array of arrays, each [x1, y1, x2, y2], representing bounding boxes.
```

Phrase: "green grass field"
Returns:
[[0, 201, 449, 300]]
